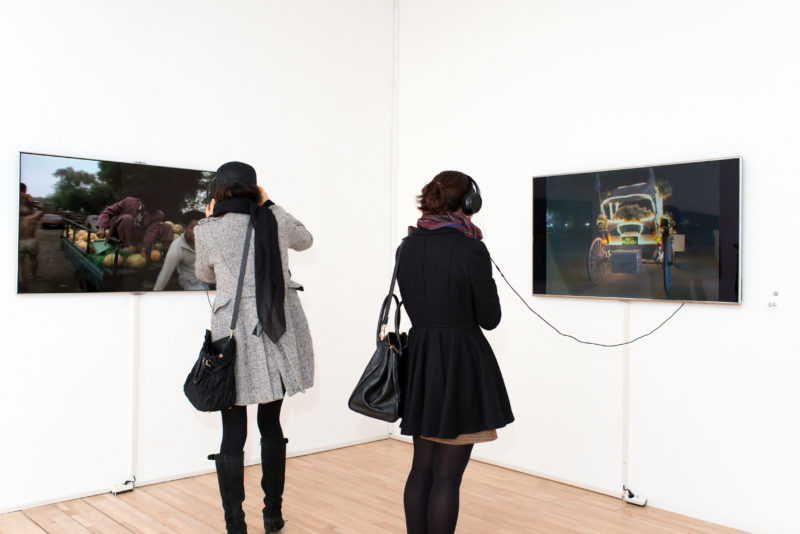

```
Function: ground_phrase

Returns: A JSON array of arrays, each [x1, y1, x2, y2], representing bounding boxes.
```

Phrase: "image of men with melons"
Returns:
[[18, 152, 214, 293], [95, 196, 174, 257]]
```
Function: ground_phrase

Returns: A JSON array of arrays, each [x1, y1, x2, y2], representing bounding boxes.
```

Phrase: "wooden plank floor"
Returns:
[[0, 439, 747, 534]]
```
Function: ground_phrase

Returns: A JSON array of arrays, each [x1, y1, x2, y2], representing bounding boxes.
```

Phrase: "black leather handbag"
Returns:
[[348, 242, 408, 422], [184, 219, 253, 412]]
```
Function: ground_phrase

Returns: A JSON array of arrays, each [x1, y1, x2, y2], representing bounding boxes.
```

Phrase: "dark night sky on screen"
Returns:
[[541, 159, 737, 217]]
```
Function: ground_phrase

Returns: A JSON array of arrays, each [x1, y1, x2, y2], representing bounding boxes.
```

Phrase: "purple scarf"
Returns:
[[415, 211, 483, 240]]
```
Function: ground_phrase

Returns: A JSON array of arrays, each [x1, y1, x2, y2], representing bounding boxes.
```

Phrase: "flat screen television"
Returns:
[[18, 152, 215, 293], [532, 157, 741, 303]]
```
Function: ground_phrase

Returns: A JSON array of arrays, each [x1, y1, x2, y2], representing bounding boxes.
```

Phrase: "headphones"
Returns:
[[461, 175, 482, 216]]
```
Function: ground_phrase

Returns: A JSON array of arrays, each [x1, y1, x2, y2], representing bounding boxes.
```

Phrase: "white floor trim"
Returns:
[[0, 486, 118, 515], [387, 435, 620, 500], [133, 434, 391, 488], [3, 434, 391, 513]]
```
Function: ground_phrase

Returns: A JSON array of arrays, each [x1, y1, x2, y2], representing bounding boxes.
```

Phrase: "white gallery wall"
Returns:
[[395, 1, 800, 533], [3, 1, 800, 533], [0, 0, 395, 512]]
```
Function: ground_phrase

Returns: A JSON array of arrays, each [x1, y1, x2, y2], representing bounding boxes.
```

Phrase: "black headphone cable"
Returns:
[[489, 257, 685, 348]]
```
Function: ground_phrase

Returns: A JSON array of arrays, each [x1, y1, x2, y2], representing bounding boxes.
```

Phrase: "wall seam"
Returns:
[[387, 0, 400, 437]]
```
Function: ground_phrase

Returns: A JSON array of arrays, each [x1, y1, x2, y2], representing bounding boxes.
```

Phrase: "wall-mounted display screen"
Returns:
[[18, 152, 215, 293], [532, 158, 741, 303]]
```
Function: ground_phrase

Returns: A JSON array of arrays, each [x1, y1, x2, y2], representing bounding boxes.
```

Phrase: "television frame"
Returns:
[[532, 157, 742, 304], [18, 151, 215, 294]]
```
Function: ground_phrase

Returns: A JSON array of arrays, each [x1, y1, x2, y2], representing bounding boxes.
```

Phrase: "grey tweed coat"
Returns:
[[194, 205, 314, 405]]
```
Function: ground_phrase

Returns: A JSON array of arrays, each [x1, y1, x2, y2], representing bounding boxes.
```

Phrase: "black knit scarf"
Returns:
[[213, 198, 285, 342]]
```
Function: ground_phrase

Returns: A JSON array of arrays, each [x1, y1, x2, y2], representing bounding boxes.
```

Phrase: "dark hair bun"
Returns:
[[417, 170, 473, 215], [418, 180, 447, 214]]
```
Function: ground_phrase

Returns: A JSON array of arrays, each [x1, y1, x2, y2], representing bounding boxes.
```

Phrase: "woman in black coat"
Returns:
[[397, 170, 514, 534]]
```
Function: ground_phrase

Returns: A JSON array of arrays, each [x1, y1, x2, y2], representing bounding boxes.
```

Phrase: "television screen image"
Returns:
[[18, 152, 215, 293], [532, 158, 741, 303]]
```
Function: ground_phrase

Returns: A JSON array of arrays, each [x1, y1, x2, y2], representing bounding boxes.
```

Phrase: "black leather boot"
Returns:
[[210, 452, 247, 534], [260, 437, 288, 532]]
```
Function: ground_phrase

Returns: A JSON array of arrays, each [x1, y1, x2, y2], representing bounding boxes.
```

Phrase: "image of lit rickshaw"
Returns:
[[587, 178, 677, 293]]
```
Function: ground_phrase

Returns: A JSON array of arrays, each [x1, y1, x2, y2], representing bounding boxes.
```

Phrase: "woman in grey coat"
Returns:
[[195, 161, 314, 534]]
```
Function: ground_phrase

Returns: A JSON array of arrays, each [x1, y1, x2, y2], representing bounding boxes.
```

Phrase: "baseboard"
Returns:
[[132, 433, 391, 488], [0, 486, 116, 515], [2, 434, 620, 515], [469, 455, 619, 499], [2, 434, 392, 513], [281, 433, 391, 461], [387, 435, 619, 499]]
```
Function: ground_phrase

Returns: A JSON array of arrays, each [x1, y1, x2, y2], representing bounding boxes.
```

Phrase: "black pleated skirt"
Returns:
[[399, 326, 514, 439]]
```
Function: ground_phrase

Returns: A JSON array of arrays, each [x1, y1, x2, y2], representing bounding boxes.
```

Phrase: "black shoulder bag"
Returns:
[[348, 242, 408, 422], [184, 219, 253, 412]]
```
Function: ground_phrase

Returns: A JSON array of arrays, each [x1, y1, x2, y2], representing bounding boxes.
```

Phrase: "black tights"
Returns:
[[220, 399, 283, 453], [404, 436, 474, 534]]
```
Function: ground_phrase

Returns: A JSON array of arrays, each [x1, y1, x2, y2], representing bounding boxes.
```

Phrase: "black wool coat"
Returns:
[[396, 227, 514, 438]]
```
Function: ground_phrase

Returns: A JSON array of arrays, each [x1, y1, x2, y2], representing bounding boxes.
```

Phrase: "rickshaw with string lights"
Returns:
[[587, 171, 677, 293]]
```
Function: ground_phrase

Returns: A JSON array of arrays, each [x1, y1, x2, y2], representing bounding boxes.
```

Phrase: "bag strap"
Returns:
[[386, 240, 404, 299], [229, 218, 254, 337], [376, 240, 405, 344]]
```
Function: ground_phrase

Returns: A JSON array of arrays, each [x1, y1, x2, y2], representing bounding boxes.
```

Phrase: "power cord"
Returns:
[[489, 258, 684, 348]]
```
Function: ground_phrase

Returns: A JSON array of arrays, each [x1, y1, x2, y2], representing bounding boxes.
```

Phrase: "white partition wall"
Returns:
[[0, 293, 134, 512], [0, 0, 395, 512], [395, 1, 800, 533], [393, 0, 629, 494]]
